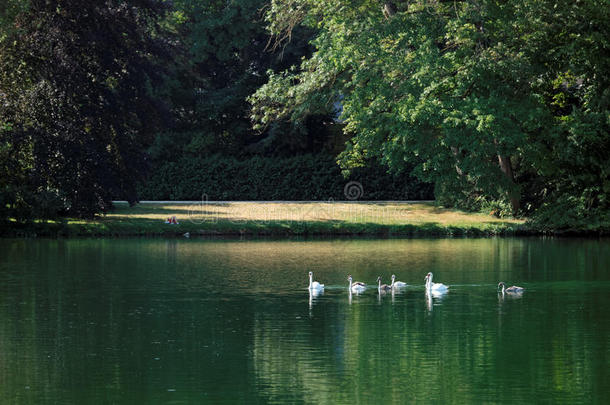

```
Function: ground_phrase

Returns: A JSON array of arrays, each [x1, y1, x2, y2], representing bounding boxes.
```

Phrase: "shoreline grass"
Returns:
[[2, 201, 605, 238]]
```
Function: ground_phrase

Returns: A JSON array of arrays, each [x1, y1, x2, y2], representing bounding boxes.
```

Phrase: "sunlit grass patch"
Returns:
[[4, 201, 527, 237], [102, 201, 524, 235]]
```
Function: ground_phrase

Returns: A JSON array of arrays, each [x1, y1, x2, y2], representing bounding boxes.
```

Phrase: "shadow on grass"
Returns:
[[480, 220, 522, 226], [109, 205, 238, 218], [349, 201, 433, 207]]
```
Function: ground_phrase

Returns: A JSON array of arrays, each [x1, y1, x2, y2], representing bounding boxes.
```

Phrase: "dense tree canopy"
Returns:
[[150, 0, 327, 162], [250, 0, 610, 221], [1, 0, 172, 217]]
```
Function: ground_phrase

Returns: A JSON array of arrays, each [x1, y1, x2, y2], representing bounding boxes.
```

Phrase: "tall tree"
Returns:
[[152, 0, 321, 161], [0, 0, 172, 217], [250, 0, 610, 216]]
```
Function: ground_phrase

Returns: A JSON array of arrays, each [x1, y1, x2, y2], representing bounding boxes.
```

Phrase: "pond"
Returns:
[[1, 237, 609, 404]]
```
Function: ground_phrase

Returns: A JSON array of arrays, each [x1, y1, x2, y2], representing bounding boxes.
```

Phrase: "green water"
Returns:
[[1, 237, 609, 404]]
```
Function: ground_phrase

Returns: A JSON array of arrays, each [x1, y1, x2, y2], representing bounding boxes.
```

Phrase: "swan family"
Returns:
[[308, 272, 525, 296]]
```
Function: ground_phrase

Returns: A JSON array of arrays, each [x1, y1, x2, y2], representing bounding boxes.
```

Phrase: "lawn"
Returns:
[[5, 201, 527, 237]]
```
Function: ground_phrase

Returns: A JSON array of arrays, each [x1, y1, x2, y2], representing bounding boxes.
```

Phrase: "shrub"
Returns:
[[528, 194, 610, 234], [138, 154, 434, 201], [1, 186, 67, 223]]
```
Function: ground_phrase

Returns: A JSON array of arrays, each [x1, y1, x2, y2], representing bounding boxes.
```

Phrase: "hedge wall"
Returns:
[[139, 154, 433, 201]]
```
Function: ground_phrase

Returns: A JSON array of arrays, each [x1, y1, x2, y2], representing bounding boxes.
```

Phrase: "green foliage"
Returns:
[[528, 195, 610, 234], [0, 0, 172, 218], [251, 0, 610, 220], [139, 154, 433, 200], [0, 0, 28, 40], [479, 199, 514, 219], [0, 186, 66, 223], [434, 179, 513, 217], [163, 0, 324, 158]]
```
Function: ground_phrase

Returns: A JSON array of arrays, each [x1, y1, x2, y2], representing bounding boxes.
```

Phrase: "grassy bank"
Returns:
[[3, 201, 532, 237]]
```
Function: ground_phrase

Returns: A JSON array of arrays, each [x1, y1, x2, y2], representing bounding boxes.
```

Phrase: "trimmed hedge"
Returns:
[[139, 154, 433, 201]]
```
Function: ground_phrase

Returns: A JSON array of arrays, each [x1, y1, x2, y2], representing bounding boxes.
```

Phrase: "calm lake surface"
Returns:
[[1, 237, 609, 404]]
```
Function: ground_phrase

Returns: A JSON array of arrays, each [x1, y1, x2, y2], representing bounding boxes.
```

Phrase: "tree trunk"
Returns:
[[497, 154, 520, 213], [451, 146, 464, 176], [383, 2, 397, 19]]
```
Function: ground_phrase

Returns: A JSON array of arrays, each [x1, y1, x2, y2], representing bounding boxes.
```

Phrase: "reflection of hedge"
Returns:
[[139, 154, 434, 201]]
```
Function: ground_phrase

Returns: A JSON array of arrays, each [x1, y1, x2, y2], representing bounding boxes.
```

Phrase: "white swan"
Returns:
[[497, 282, 524, 294], [377, 276, 391, 292], [391, 274, 407, 289], [425, 272, 448, 294], [308, 271, 324, 291], [348, 275, 366, 293]]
